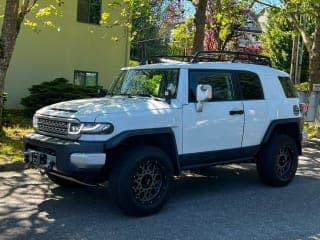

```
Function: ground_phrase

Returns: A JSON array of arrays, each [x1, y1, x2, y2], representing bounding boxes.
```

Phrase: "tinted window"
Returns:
[[189, 70, 235, 102], [238, 72, 264, 100], [278, 76, 298, 98]]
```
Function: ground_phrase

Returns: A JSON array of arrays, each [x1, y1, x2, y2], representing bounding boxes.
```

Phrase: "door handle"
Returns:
[[229, 110, 244, 115]]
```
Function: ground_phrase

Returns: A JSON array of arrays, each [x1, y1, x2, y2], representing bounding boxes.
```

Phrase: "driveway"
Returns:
[[1, 139, 320, 240]]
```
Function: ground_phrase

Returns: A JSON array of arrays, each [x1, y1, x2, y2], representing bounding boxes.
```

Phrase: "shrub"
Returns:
[[21, 78, 107, 114], [295, 82, 309, 91]]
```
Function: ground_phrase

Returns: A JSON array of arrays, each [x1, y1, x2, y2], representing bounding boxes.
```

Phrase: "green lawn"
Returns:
[[0, 110, 33, 163]]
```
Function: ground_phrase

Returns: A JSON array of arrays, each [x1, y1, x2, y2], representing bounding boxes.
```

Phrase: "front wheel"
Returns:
[[109, 146, 174, 216], [257, 134, 298, 187]]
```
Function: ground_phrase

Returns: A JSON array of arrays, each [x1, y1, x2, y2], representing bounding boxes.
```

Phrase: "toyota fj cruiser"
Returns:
[[24, 51, 303, 216]]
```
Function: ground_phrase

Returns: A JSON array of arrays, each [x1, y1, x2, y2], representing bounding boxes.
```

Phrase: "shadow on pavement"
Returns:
[[0, 139, 320, 240]]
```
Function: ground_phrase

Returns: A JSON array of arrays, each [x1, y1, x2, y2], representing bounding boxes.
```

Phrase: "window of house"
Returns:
[[238, 71, 264, 100], [77, 0, 101, 25], [74, 70, 98, 87], [189, 70, 236, 102]]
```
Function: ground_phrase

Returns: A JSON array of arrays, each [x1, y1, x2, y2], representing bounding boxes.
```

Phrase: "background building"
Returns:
[[4, 0, 129, 108]]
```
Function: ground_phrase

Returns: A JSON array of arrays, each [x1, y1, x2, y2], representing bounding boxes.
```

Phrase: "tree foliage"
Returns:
[[169, 17, 194, 54], [260, 8, 309, 81], [260, 8, 293, 71], [258, 0, 320, 87], [206, 0, 249, 50]]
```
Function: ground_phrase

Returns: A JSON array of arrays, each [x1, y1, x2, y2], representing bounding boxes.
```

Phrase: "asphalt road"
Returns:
[[1, 139, 320, 240]]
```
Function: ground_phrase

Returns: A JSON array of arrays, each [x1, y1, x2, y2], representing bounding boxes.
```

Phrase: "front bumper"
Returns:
[[24, 133, 106, 183]]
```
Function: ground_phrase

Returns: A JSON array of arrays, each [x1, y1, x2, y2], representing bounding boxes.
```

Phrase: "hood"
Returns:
[[36, 96, 171, 121]]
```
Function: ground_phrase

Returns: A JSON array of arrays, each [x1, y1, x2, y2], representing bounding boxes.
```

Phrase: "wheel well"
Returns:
[[103, 133, 180, 179], [264, 122, 302, 154]]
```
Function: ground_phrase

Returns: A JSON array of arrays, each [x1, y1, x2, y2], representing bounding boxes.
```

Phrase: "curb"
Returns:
[[0, 161, 26, 172]]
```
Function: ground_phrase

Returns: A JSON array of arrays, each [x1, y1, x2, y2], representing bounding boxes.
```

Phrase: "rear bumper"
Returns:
[[23, 133, 106, 183]]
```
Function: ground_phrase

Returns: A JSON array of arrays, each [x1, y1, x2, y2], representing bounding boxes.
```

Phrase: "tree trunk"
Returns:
[[0, 0, 20, 131], [192, 0, 208, 54], [308, 14, 320, 88]]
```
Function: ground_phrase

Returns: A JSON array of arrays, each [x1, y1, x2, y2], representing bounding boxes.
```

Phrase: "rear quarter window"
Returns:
[[278, 77, 298, 98]]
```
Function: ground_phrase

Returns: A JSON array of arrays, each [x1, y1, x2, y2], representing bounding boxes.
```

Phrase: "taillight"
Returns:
[[299, 103, 308, 113]]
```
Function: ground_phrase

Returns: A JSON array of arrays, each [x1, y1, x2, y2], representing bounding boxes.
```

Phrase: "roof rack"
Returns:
[[143, 51, 271, 66], [147, 55, 193, 64], [191, 51, 271, 66]]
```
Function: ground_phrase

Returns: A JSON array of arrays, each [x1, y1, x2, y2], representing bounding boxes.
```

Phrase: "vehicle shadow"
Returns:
[[1, 139, 320, 240]]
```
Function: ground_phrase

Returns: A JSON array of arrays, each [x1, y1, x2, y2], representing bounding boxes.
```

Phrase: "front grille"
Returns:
[[37, 117, 69, 136]]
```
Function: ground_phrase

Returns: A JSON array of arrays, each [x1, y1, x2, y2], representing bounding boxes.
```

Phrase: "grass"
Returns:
[[0, 110, 33, 163], [304, 122, 318, 139]]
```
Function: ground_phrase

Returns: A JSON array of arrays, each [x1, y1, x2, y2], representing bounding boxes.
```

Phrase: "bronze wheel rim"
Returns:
[[131, 160, 164, 204], [275, 146, 294, 181]]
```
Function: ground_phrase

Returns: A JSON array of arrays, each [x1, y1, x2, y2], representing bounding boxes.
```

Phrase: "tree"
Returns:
[[206, 0, 248, 51], [192, 0, 208, 53], [0, 0, 63, 131], [256, 0, 320, 88], [191, 0, 252, 53], [130, 0, 173, 61], [169, 17, 194, 54], [260, 8, 309, 82]]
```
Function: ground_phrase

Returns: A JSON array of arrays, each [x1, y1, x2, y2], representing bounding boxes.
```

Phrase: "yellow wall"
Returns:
[[4, 0, 129, 108]]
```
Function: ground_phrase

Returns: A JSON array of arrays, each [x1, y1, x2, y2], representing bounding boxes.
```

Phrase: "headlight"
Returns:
[[68, 123, 114, 135], [33, 115, 38, 129], [69, 122, 82, 134]]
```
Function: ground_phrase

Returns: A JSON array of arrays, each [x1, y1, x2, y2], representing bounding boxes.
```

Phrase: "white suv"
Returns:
[[24, 52, 303, 216]]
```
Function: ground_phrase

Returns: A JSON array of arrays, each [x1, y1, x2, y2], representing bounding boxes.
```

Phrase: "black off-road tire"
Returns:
[[47, 173, 81, 187], [257, 134, 299, 187], [109, 146, 174, 216]]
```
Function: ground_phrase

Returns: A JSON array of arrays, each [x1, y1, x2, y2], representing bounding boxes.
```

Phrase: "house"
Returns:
[[237, 11, 263, 50], [4, 0, 130, 108]]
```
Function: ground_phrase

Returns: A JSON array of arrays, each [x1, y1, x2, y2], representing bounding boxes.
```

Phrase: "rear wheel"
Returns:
[[257, 134, 298, 187], [109, 146, 174, 216]]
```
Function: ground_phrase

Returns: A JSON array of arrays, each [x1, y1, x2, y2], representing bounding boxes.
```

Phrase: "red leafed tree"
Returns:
[[243, 43, 264, 54]]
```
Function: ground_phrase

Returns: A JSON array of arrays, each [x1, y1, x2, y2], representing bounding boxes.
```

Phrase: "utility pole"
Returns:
[[291, 14, 306, 84], [290, 35, 298, 82]]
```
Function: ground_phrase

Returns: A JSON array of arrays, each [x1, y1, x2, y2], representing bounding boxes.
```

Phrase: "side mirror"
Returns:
[[196, 84, 212, 112]]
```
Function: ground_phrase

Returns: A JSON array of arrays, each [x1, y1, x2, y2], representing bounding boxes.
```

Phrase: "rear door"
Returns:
[[236, 71, 268, 148]]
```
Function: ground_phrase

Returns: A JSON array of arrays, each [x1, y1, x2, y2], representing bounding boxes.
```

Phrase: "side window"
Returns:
[[278, 76, 298, 98], [238, 72, 264, 100], [189, 70, 235, 102]]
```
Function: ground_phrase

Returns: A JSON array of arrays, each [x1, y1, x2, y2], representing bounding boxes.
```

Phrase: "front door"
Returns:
[[181, 69, 244, 165]]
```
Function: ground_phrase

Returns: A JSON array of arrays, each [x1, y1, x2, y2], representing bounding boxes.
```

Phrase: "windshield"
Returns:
[[109, 69, 179, 98]]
